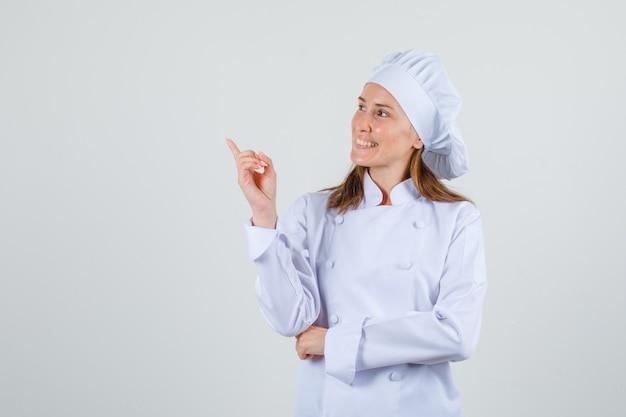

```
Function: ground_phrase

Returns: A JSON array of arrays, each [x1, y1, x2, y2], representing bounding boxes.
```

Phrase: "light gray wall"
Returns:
[[1, 1, 624, 416]]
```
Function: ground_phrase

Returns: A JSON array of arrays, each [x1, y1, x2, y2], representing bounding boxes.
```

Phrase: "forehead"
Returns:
[[360, 83, 400, 107]]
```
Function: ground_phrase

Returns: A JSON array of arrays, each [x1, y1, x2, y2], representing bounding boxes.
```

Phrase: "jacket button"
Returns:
[[413, 220, 426, 229], [398, 260, 412, 270], [329, 314, 340, 325], [325, 259, 334, 269], [334, 215, 344, 224], [389, 372, 402, 381]]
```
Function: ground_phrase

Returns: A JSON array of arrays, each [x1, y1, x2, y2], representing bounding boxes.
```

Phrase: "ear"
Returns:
[[412, 136, 424, 150]]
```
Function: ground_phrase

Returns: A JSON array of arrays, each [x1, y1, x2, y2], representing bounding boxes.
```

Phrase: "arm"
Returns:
[[324, 208, 487, 384], [228, 138, 320, 336], [244, 195, 321, 337]]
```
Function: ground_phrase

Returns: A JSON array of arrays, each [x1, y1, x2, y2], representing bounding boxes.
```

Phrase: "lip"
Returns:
[[355, 138, 378, 148]]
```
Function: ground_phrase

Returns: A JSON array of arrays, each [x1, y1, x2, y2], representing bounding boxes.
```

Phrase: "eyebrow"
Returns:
[[358, 96, 393, 109]]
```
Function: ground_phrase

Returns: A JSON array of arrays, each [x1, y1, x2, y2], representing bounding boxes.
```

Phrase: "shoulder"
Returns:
[[279, 191, 332, 231], [425, 199, 482, 231], [303, 190, 332, 207], [429, 199, 479, 216], [287, 191, 331, 214]]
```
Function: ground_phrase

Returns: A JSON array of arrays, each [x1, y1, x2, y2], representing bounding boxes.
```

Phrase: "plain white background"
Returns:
[[1, 1, 625, 416]]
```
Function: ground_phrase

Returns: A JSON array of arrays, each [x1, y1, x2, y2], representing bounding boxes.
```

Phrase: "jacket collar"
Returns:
[[361, 170, 422, 209]]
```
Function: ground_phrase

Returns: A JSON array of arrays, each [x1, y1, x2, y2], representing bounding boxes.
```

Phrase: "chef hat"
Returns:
[[367, 48, 469, 179]]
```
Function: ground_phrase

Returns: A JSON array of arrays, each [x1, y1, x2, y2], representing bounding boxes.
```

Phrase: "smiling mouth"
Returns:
[[356, 138, 378, 148]]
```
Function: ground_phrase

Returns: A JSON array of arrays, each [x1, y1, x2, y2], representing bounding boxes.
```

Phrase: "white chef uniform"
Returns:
[[244, 171, 487, 417]]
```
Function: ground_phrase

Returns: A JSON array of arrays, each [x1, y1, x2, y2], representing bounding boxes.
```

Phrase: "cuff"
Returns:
[[243, 219, 278, 261], [324, 318, 365, 385]]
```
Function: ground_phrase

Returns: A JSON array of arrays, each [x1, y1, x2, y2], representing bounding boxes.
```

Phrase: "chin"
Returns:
[[350, 157, 367, 167], [350, 153, 369, 167]]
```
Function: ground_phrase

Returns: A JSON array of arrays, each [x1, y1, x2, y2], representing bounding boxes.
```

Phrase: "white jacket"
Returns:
[[244, 172, 487, 417]]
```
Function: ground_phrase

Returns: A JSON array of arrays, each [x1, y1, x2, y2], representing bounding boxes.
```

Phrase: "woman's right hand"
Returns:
[[226, 138, 278, 229]]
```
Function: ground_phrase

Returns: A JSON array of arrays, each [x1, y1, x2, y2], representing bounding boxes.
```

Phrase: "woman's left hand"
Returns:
[[295, 326, 327, 360]]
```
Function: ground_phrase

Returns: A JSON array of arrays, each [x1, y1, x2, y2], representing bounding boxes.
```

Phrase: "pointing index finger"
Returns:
[[225, 137, 241, 158]]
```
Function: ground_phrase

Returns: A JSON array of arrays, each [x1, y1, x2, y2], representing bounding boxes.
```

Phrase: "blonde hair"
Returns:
[[324, 148, 470, 213]]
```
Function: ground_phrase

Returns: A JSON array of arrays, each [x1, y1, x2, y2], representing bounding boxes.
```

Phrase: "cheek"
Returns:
[[371, 125, 384, 136], [399, 127, 419, 148]]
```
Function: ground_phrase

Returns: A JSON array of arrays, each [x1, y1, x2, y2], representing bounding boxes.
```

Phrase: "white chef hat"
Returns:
[[367, 48, 469, 179]]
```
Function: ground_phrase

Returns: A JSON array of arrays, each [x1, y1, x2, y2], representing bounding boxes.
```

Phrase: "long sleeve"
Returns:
[[244, 195, 322, 337], [324, 207, 487, 384]]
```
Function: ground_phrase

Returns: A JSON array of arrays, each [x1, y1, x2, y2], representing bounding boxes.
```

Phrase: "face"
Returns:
[[350, 83, 423, 178]]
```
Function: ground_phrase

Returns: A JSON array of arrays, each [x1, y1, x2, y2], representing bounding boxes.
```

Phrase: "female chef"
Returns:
[[226, 48, 487, 417]]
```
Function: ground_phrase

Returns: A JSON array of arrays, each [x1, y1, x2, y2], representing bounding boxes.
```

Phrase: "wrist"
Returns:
[[251, 210, 277, 229]]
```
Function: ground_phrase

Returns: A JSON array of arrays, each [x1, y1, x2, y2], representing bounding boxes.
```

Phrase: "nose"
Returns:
[[352, 110, 371, 132]]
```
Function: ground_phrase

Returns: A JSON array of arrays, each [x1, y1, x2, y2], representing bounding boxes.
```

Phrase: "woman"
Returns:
[[227, 48, 487, 417]]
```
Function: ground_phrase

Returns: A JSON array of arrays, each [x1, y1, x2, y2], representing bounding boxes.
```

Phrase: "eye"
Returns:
[[378, 110, 389, 118], [358, 104, 366, 111]]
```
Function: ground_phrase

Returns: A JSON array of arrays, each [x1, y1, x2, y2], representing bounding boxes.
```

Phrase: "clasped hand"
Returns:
[[295, 326, 327, 360]]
